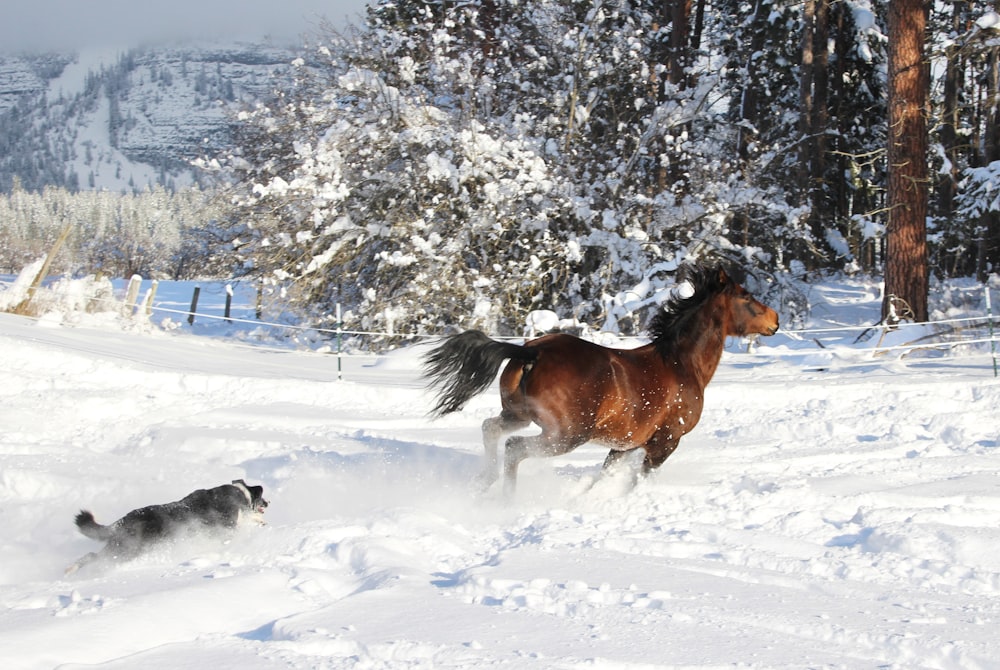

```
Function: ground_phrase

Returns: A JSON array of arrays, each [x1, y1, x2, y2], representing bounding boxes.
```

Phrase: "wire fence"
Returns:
[[5, 274, 1000, 376], [136, 282, 1000, 375]]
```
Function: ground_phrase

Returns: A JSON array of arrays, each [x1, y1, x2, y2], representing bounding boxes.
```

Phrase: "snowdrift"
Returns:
[[1, 276, 999, 668]]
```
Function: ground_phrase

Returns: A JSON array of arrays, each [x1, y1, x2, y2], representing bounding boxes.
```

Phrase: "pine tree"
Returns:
[[883, 0, 930, 322]]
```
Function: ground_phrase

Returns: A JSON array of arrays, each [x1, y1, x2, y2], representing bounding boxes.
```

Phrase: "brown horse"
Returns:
[[422, 264, 779, 493]]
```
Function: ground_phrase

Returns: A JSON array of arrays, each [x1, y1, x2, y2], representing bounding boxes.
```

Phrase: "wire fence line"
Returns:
[[154, 301, 998, 339], [6, 275, 999, 369], [139, 292, 1000, 366]]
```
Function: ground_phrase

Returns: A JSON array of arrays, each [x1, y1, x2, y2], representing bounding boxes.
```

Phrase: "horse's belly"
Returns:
[[591, 418, 658, 449], [592, 402, 697, 449]]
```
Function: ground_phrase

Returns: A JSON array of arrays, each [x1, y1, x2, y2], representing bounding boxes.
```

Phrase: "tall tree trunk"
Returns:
[[978, 35, 1000, 281], [736, 0, 768, 163], [667, 0, 693, 86], [654, 0, 694, 195], [883, 0, 930, 323], [691, 0, 706, 53], [830, 1, 855, 262], [799, 0, 834, 267], [799, 0, 815, 201], [478, 0, 499, 59], [810, 0, 831, 261], [937, 2, 964, 219]]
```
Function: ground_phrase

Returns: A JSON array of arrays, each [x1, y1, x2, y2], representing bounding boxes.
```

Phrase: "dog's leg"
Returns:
[[65, 551, 100, 576]]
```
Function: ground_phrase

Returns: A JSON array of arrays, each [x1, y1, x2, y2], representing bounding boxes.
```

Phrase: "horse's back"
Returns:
[[524, 332, 622, 371], [498, 333, 650, 414]]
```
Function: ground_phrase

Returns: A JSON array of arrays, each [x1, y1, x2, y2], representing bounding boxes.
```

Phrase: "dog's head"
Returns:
[[232, 479, 269, 514]]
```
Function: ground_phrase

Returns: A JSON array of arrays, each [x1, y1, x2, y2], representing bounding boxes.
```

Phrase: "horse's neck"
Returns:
[[674, 314, 726, 389]]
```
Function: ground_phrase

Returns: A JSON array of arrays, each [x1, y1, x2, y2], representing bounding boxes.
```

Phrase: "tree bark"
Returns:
[[883, 0, 929, 323], [667, 0, 693, 86], [653, 0, 694, 195], [809, 0, 830, 261], [798, 0, 815, 200], [937, 2, 963, 219], [735, 0, 768, 163], [978, 33, 1000, 281]]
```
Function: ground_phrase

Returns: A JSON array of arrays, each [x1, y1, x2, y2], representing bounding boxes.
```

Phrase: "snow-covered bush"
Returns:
[[0, 258, 124, 326]]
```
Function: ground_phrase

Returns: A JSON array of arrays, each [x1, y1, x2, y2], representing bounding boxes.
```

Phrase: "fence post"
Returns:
[[187, 286, 200, 325], [336, 302, 343, 381], [142, 279, 159, 318], [986, 285, 997, 378], [123, 275, 142, 315], [225, 284, 233, 322], [12, 221, 73, 316], [256, 278, 263, 320]]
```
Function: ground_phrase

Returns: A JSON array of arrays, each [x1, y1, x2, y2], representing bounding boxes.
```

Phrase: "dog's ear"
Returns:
[[232, 478, 247, 487]]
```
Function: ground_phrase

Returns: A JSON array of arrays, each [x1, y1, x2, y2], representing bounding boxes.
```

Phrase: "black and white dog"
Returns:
[[67, 479, 268, 574]]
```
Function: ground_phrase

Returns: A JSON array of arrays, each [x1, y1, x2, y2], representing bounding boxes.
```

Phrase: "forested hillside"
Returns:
[[0, 44, 299, 193]]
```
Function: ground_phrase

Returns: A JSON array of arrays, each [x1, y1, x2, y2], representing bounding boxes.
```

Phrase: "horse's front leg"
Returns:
[[640, 433, 681, 476], [600, 448, 641, 488], [601, 449, 632, 472]]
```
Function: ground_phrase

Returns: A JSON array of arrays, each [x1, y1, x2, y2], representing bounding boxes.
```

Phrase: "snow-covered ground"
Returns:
[[2, 275, 1000, 668]]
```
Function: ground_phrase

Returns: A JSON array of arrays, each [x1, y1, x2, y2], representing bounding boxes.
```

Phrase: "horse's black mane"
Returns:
[[648, 263, 733, 358]]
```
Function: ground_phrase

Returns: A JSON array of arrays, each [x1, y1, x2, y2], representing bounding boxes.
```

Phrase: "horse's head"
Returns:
[[717, 268, 779, 337], [650, 264, 779, 356]]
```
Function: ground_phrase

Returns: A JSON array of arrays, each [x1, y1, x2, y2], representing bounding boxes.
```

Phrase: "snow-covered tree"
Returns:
[[0, 183, 220, 279], [208, 0, 1000, 336], [932, 4, 1000, 280], [215, 0, 817, 336]]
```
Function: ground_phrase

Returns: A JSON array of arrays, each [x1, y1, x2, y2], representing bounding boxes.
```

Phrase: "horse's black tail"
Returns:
[[422, 330, 537, 416]]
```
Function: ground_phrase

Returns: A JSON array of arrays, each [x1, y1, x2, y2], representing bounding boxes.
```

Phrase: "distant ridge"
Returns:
[[0, 42, 302, 193]]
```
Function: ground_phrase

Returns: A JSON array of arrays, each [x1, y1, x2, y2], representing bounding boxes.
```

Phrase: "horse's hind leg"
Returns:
[[480, 413, 528, 489], [503, 431, 583, 495]]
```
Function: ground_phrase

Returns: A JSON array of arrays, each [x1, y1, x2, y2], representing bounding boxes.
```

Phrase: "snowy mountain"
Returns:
[[0, 43, 301, 193]]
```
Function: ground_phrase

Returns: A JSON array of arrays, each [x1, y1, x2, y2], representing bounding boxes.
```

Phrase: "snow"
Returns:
[[44, 49, 164, 193], [2, 276, 1000, 668], [975, 11, 1000, 31], [50, 48, 126, 96]]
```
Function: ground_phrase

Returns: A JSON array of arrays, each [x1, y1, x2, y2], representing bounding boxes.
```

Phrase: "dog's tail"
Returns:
[[74, 510, 112, 541]]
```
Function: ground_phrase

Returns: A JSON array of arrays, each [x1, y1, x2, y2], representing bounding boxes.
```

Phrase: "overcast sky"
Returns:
[[1, 0, 371, 53]]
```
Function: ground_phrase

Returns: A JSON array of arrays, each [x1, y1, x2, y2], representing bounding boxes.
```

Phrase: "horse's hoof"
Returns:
[[472, 470, 498, 492]]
